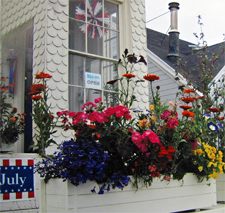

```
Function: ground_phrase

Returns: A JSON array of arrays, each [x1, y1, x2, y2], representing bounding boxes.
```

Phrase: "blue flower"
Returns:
[[217, 123, 223, 129], [207, 122, 218, 132], [204, 113, 212, 120]]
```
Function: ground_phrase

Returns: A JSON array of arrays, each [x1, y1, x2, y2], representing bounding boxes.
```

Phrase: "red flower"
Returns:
[[1, 77, 6, 81], [179, 105, 192, 110], [13, 107, 17, 113], [143, 74, 159, 81], [218, 117, 224, 120], [31, 95, 42, 101], [107, 79, 118, 85], [183, 89, 195, 93], [208, 107, 221, 113], [35, 72, 52, 79], [29, 84, 46, 95], [122, 73, 136, 78], [9, 83, 14, 87], [181, 97, 195, 103], [22, 113, 26, 116], [182, 111, 195, 117], [127, 128, 133, 132]]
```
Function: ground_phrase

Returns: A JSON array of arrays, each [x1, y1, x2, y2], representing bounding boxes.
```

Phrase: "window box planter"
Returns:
[[217, 174, 225, 202], [39, 173, 216, 213]]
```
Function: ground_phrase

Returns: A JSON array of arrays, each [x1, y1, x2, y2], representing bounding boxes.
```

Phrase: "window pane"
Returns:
[[86, 88, 101, 103], [69, 19, 86, 52], [69, 54, 101, 86], [105, 1, 119, 30], [104, 30, 119, 59], [69, 86, 84, 112], [102, 60, 118, 86], [104, 90, 118, 107]]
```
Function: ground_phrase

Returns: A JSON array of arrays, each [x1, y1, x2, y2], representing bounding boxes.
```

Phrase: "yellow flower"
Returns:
[[149, 105, 154, 111], [198, 166, 203, 172], [213, 162, 217, 167], [213, 147, 217, 154], [208, 162, 213, 167], [197, 149, 203, 156], [150, 116, 156, 122], [169, 101, 175, 108], [138, 119, 150, 128]]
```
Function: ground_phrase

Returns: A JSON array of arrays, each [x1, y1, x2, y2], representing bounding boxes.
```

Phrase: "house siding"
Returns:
[[130, 0, 149, 111], [147, 56, 184, 116]]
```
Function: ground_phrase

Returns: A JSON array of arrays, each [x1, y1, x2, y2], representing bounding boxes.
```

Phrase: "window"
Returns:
[[1, 20, 33, 152], [69, 0, 120, 111]]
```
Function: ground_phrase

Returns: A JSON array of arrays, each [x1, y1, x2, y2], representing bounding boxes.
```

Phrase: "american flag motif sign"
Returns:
[[76, 0, 110, 39], [0, 158, 35, 202]]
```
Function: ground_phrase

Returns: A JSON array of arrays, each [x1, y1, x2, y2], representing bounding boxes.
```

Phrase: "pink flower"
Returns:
[[68, 112, 76, 117], [94, 97, 102, 103], [131, 132, 142, 144], [142, 130, 160, 144], [166, 118, 179, 129], [72, 112, 88, 125], [164, 176, 171, 181], [132, 132, 148, 153], [88, 111, 105, 123], [115, 105, 131, 118], [81, 102, 97, 110], [148, 165, 157, 172], [104, 107, 115, 117], [57, 110, 69, 117], [160, 110, 171, 121]]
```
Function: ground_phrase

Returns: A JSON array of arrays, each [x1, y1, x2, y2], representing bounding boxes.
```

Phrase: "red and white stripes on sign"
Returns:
[[0, 158, 35, 202]]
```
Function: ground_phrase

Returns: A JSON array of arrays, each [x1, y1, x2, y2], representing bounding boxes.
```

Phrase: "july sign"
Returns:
[[0, 158, 35, 202]]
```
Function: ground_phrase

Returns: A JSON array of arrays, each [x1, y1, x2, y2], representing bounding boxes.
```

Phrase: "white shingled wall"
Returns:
[[130, 0, 149, 111]]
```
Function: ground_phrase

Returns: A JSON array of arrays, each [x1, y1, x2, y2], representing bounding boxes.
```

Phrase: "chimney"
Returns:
[[167, 2, 180, 65]]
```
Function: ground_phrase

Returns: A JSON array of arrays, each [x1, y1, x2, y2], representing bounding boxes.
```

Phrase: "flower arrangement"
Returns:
[[36, 49, 225, 194], [29, 72, 57, 156], [0, 77, 25, 144]]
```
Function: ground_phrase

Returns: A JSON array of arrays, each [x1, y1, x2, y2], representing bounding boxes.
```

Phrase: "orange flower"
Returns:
[[143, 74, 159, 81], [181, 97, 195, 103], [1, 77, 6, 81], [180, 105, 192, 110], [35, 72, 52, 79], [22, 113, 26, 116], [122, 73, 136, 78], [9, 83, 14, 87], [10, 117, 16, 121], [0, 86, 10, 91], [183, 89, 195, 93], [208, 107, 221, 113], [182, 111, 195, 117], [31, 95, 42, 101]]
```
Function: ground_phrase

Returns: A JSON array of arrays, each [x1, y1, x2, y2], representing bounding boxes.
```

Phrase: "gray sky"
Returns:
[[145, 0, 225, 46]]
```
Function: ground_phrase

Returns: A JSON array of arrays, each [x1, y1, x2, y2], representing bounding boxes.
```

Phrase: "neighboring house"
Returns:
[[145, 2, 225, 116], [0, 0, 149, 154], [146, 27, 225, 116]]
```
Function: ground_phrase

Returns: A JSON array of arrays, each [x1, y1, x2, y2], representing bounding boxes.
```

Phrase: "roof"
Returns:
[[146, 28, 225, 89]]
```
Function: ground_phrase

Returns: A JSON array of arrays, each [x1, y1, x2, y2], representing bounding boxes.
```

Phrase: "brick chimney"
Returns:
[[167, 2, 180, 65]]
